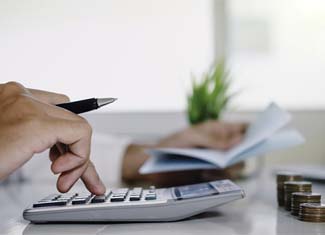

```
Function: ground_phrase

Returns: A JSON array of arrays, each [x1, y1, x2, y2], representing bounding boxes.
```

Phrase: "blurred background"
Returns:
[[0, 0, 325, 166]]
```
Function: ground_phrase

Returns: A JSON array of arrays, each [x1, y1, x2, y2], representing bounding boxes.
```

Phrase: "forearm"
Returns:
[[121, 144, 151, 183], [121, 144, 201, 186]]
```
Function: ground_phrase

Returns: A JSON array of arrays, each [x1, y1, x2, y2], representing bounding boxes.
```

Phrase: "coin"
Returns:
[[276, 172, 302, 207], [299, 203, 325, 222], [291, 193, 321, 216], [277, 172, 303, 183], [284, 181, 312, 211], [298, 217, 325, 223]]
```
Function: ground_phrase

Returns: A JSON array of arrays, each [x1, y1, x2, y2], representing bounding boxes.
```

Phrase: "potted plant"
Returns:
[[187, 60, 232, 124]]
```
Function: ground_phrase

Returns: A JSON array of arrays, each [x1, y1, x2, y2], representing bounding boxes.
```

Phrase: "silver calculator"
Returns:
[[23, 180, 245, 223]]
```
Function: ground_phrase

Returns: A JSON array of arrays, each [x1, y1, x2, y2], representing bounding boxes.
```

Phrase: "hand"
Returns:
[[122, 120, 247, 186], [157, 120, 246, 150], [0, 82, 105, 195]]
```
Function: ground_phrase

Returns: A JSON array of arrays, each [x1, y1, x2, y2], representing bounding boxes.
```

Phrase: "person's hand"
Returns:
[[157, 120, 246, 150], [122, 120, 247, 186], [0, 82, 105, 195]]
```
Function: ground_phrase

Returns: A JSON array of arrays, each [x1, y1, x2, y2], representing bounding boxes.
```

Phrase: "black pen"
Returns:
[[56, 98, 117, 114]]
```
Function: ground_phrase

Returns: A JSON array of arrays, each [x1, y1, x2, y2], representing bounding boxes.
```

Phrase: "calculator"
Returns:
[[23, 180, 244, 223]]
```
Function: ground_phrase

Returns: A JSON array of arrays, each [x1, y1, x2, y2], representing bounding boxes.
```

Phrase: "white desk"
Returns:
[[1, 112, 325, 235], [1, 169, 325, 235]]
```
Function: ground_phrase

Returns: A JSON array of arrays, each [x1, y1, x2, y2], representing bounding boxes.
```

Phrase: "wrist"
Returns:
[[121, 144, 152, 183]]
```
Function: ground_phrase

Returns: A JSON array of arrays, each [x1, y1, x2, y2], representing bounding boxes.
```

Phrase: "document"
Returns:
[[140, 103, 305, 174]]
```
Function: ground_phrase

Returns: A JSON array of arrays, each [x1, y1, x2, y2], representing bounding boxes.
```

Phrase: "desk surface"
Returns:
[[1, 169, 325, 235]]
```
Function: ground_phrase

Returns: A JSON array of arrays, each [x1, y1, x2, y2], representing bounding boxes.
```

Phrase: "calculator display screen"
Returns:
[[173, 183, 218, 200]]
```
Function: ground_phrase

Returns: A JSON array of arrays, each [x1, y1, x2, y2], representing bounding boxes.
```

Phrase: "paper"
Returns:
[[140, 103, 305, 174]]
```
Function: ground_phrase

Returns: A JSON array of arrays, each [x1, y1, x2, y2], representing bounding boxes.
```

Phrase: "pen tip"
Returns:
[[97, 98, 117, 107]]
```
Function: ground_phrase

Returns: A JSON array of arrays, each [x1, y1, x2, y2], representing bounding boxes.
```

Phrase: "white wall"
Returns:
[[228, 0, 325, 110], [1, 0, 325, 112], [0, 0, 216, 111]]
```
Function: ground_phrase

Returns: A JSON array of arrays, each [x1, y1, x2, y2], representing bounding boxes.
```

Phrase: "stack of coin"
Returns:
[[276, 172, 302, 206], [284, 181, 312, 211], [299, 203, 325, 222], [291, 192, 321, 216]]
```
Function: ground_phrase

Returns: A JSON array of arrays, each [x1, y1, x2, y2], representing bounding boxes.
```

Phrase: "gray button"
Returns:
[[91, 195, 106, 203], [145, 194, 157, 200], [129, 195, 141, 201], [72, 198, 88, 205], [110, 196, 125, 202], [33, 200, 67, 208]]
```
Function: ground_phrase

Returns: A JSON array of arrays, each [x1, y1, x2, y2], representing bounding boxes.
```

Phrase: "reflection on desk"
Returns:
[[22, 210, 325, 235], [23, 211, 250, 235]]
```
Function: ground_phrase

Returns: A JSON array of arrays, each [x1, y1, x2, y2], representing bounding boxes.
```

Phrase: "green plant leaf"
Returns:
[[187, 60, 234, 124]]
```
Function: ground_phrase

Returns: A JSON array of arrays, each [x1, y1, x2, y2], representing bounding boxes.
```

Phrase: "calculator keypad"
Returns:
[[32, 187, 158, 208], [91, 191, 111, 203], [33, 193, 78, 208], [72, 193, 93, 205], [110, 188, 129, 202], [129, 187, 143, 201]]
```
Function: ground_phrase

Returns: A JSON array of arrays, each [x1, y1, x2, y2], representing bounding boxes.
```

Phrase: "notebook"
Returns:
[[140, 103, 305, 174]]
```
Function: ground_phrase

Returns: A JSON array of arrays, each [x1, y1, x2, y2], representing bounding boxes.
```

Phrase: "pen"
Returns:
[[56, 98, 117, 114]]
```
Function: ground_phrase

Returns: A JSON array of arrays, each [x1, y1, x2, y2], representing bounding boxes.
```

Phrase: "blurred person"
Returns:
[[121, 121, 246, 187]]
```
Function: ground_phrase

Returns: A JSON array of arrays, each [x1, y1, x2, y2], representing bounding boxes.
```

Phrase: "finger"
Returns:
[[56, 161, 89, 193], [49, 145, 60, 162], [45, 117, 92, 147], [196, 121, 232, 140], [45, 117, 92, 173], [51, 152, 87, 174], [80, 161, 106, 195], [0, 82, 29, 98], [49, 143, 69, 163], [56, 142, 68, 155], [200, 121, 247, 139], [228, 134, 244, 147], [226, 123, 247, 135], [57, 160, 106, 195], [36, 100, 82, 121], [0, 82, 70, 104], [28, 89, 70, 104], [188, 130, 232, 150]]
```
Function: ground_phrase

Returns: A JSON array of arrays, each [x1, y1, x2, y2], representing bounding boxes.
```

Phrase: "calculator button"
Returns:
[[91, 195, 106, 203], [74, 193, 92, 200], [33, 200, 67, 208], [131, 187, 142, 193], [129, 195, 141, 201], [72, 198, 88, 205], [74, 196, 89, 200], [110, 196, 125, 202], [129, 187, 143, 200], [112, 188, 128, 196], [112, 194, 125, 197], [90, 191, 111, 203], [145, 194, 157, 200]]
